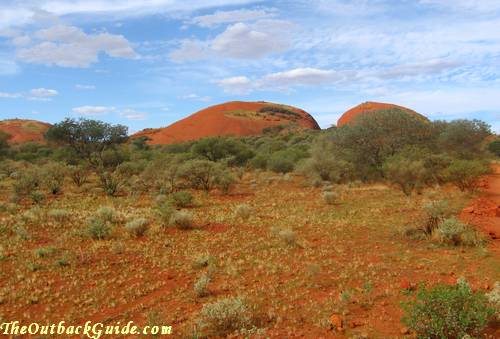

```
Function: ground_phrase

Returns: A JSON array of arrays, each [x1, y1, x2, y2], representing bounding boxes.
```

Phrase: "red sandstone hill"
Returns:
[[133, 101, 320, 144], [337, 102, 428, 127], [0, 119, 51, 144]]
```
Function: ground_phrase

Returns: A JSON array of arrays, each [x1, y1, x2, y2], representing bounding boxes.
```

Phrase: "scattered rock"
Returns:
[[329, 314, 343, 332]]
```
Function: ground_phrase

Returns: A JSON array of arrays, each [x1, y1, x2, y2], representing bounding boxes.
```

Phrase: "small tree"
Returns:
[[383, 156, 427, 195], [444, 159, 490, 192], [45, 118, 128, 169], [488, 140, 500, 157], [40, 162, 67, 195], [438, 120, 491, 158], [179, 159, 219, 192]]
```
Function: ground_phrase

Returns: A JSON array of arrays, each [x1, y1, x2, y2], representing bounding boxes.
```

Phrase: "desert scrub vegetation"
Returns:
[[322, 191, 338, 205], [193, 273, 211, 297], [444, 159, 490, 192], [401, 279, 495, 338], [86, 217, 111, 240], [195, 297, 252, 336], [125, 217, 149, 237], [47, 208, 70, 221], [235, 203, 252, 220], [170, 210, 193, 229], [433, 218, 484, 247], [169, 191, 193, 208]]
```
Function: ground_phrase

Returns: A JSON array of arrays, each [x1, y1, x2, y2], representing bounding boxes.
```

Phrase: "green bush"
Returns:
[[488, 140, 500, 157], [444, 159, 490, 192], [156, 201, 175, 227], [40, 162, 67, 195], [179, 159, 218, 191], [434, 218, 483, 247], [170, 191, 194, 208], [125, 217, 149, 237], [383, 156, 427, 196], [215, 169, 236, 194], [96, 206, 118, 223], [12, 168, 40, 199], [86, 218, 111, 240], [68, 165, 90, 187], [401, 279, 494, 338], [268, 153, 294, 173], [196, 297, 252, 336], [422, 200, 452, 235]]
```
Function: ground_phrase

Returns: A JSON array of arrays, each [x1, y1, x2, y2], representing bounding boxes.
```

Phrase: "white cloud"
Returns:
[[188, 8, 276, 27], [211, 20, 291, 59], [376, 59, 462, 79], [17, 25, 137, 68], [180, 93, 212, 102], [75, 84, 96, 90], [170, 19, 293, 61], [419, 0, 500, 12], [120, 108, 147, 120], [169, 39, 207, 62], [72, 105, 116, 116], [264, 68, 346, 85], [214, 76, 253, 94], [0, 91, 21, 99], [30, 87, 58, 97]]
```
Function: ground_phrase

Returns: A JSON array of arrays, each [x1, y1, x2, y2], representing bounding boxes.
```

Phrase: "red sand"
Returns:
[[337, 101, 428, 127], [460, 164, 500, 242], [0, 119, 51, 144], [132, 101, 320, 144]]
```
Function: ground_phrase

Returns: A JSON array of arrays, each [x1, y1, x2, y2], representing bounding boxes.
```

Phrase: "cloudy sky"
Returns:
[[0, 0, 499, 133]]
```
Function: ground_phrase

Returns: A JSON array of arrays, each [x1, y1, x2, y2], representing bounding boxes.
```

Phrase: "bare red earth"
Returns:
[[0, 119, 51, 144], [132, 101, 320, 144], [337, 101, 428, 127], [460, 164, 500, 242]]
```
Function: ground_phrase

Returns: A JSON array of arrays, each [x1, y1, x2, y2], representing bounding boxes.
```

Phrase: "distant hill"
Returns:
[[132, 101, 320, 144], [0, 119, 51, 144], [337, 102, 428, 127]]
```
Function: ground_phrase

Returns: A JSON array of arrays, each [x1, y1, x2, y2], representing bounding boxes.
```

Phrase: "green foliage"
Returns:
[[179, 159, 222, 192], [401, 279, 494, 338], [45, 118, 128, 169], [169, 191, 194, 208], [434, 218, 483, 247], [0, 130, 11, 157], [141, 154, 183, 193], [438, 119, 491, 158], [422, 200, 452, 235], [383, 156, 426, 196], [333, 109, 432, 179], [155, 201, 175, 227], [170, 210, 193, 229], [86, 218, 111, 240], [214, 169, 236, 194], [12, 167, 40, 199], [488, 140, 500, 157], [196, 297, 252, 336], [67, 164, 90, 187], [191, 137, 254, 165], [444, 159, 490, 192], [40, 162, 67, 194]]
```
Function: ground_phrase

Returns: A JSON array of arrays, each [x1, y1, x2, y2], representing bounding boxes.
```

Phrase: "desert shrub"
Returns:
[[401, 279, 494, 338], [156, 202, 175, 227], [196, 297, 252, 336], [48, 209, 69, 221], [67, 164, 90, 187], [96, 206, 117, 223], [179, 159, 218, 191], [170, 210, 193, 229], [215, 169, 236, 194], [40, 162, 67, 194], [323, 191, 338, 205], [434, 218, 483, 246], [235, 204, 252, 220], [488, 140, 500, 157], [34, 246, 56, 258], [169, 191, 193, 208], [383, 156, 427, 196], [437, 119, 491, 158], [191, 137, 254, 165], [98, 170, 127, 196], [444, 159, 490, 192], [141, 155, 183, 193], [86, 218, 111, 240], [12, 168, 40, 199], [125, 217, 149, 237], [278, 228, 296, 245], [422, 154, 453, 185], [194, 274, 211, 297], [268, 153, 294, 173], [422, 200, 452, 235], [29, 191, 45, 204], [250, 154, 268, 170], [486, 282, 500, 319]]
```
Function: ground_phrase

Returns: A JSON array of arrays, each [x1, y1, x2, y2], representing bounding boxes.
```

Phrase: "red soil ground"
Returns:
[[132, 101, 320, 144], [337, 102, 428, 127], [461, 164, 500, 244], [0, 119, 51, 144]]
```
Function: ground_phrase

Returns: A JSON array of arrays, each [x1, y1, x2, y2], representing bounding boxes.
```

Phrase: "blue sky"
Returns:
[[0, 0, 499, 133]]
